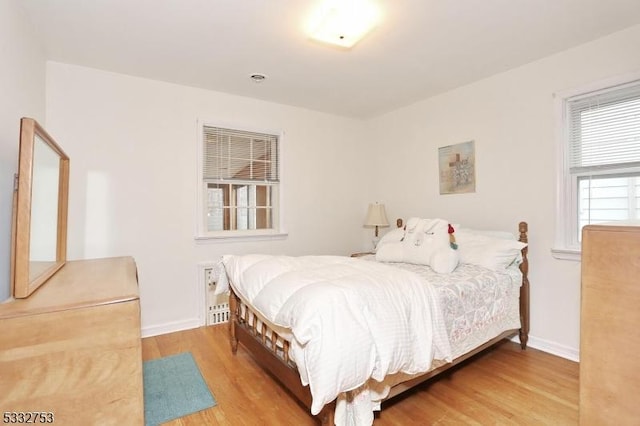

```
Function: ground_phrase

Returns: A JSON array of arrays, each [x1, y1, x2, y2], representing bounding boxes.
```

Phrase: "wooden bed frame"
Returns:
[[228, 221, 529, 425]]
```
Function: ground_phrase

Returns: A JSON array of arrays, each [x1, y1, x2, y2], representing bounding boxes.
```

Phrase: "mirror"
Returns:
[[11, 117, 69, 298]]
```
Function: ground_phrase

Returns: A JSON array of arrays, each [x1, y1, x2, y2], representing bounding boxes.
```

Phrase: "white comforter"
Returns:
[[219, 254, 452, 422]]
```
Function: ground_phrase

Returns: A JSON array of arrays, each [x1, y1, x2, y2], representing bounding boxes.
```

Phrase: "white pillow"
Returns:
[[456, 230, 527, 270], [374, 240, 405, 262], [376, 218, 459, 273], [375, 227, 406, 251], [457, 227, 516, 241]]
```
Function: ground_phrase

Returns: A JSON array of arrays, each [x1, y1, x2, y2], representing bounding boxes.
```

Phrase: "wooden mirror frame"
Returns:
[[10, 118, 69, 298]]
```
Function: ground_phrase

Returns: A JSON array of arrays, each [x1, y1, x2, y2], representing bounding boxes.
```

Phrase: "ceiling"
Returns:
[[18, 0, 640, 119]]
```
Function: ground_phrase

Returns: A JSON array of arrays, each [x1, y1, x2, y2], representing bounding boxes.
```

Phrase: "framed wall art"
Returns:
[[438, 140, 476, 194]]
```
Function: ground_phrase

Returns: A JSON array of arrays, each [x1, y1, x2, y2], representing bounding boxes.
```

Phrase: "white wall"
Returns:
[[366, 24, 640, 360], [0, 0, 46, 301], [45, 62, 371, 336]]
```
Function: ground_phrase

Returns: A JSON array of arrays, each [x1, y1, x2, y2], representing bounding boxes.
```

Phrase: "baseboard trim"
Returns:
[[511, 335, 579, 362], [141, 318, 202, 338]]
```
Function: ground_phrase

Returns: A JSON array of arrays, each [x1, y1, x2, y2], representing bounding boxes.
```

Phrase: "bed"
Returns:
[[216, 219, 529, 425]]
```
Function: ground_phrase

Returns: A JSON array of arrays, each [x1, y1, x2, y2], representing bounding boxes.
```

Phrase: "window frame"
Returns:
[[553, 72, 640, 261], [195, 120, 287, 242]]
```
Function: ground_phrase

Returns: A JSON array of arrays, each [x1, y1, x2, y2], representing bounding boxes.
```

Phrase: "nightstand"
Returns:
[[350, 252, 374, 258]]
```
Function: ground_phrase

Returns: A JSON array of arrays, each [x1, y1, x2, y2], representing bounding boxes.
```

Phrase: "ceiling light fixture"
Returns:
[[307, 0, 380, 49]]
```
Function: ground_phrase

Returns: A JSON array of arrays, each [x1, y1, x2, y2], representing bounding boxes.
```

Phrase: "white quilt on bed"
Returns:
[[363, 257, 523, 358], [220, 254, 453, 419]]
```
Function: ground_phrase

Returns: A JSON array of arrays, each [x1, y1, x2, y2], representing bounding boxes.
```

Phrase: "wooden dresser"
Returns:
[[580, 223, 640, 424], [0, 257, 143, 425]]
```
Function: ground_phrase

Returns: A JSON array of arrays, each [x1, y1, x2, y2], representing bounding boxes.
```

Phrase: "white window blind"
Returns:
[[203, 126, 279, 182], [567, 80, 640, 241], [198, 124, 282, 237], [568, 81, 640, 173]]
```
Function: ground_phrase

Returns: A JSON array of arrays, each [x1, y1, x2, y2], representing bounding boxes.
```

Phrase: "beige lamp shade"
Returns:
[[364, 203, 389, 237]]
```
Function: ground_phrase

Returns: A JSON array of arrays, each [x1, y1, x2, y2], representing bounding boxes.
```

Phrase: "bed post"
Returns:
[[318, 401, 336, 426], [518, 222, 530, 350], [229, 289, 239, 354]]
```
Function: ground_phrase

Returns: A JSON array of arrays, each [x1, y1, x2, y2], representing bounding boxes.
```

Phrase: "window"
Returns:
[[555, 78, 640, 258], [198, 124, 282, 239]]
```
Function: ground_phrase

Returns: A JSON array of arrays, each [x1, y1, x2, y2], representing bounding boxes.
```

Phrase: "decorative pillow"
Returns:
[[375, 227, 406, 251], [374, 240, 405, 262], [376, 218, 459, 273], [456, 229, 527, 270]]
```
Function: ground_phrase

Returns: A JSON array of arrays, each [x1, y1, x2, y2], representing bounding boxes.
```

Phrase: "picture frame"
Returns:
[[438, 140, 476, 194]]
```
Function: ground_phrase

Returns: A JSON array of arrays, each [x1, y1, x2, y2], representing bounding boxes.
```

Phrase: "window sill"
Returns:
[[195, 231, 288, 243], [551, 247, 581, 262]]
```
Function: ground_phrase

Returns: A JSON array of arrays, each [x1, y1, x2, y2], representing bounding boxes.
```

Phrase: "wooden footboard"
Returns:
[[229, 291, 336, 425], [228, 221, 530, 425]]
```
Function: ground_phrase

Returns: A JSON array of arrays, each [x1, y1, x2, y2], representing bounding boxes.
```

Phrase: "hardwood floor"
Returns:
[[142, 325, 578, 425]]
